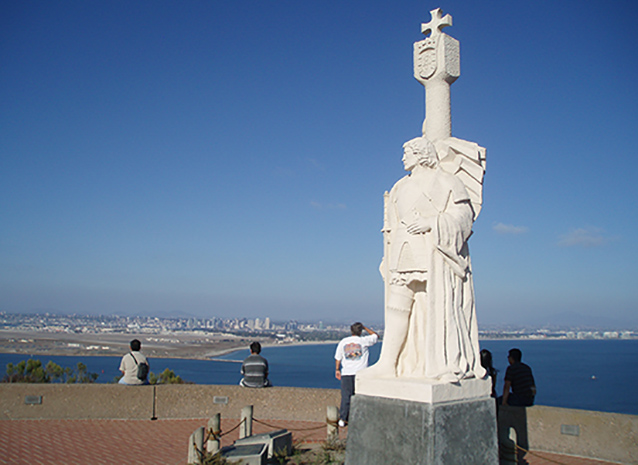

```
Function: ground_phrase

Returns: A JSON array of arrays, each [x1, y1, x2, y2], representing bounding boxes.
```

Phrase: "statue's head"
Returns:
[[402, 137, 438, 170]]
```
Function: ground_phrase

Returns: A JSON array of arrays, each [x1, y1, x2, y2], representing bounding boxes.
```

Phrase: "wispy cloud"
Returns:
[[310, 201, 347, 210], [273, 167, 295, 178], [558, 227, 608, 247], [493, 222, 529, 234], [308, 158, 325, 171]]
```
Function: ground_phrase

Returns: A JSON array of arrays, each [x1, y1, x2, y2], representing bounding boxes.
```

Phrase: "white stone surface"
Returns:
[[363, 9, 488, 399], [356, 373, 491, 403], [414, 8, 460, 142], [366, 134, 486, 384]]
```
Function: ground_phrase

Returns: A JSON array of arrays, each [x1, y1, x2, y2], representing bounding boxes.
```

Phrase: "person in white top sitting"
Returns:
[[118, 339, 149, 385]]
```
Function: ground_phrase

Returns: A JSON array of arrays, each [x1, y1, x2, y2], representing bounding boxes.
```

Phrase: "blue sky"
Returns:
[[1, 0, 637, 327]]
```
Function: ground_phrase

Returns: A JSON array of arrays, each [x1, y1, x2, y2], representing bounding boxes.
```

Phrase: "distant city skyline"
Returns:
[[1, 1, 637, 328], [2, 310, 636, 332]]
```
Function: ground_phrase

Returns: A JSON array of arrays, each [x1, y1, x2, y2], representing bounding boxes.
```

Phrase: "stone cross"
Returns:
[[421, 8, 452, 38], [414, 8, 460, 141]]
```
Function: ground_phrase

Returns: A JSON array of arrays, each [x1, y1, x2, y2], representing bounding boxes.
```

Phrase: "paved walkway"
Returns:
[[0, 419, 620, 465]]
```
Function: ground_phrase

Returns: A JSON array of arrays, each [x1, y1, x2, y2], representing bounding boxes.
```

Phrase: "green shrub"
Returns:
[[3, 359, 98, 384]]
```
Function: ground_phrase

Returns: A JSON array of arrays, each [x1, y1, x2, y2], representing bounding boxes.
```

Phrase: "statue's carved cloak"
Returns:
[[386, 167, 485, 380]]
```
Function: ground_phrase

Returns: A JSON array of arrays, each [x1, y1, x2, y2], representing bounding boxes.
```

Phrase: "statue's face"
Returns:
[[402, 146, 419, 171]]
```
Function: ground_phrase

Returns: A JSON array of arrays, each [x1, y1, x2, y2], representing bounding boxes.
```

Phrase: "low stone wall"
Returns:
[[0, 384, 340, 423], [527, 405, 638, 465], [1, 384, 636, 464]]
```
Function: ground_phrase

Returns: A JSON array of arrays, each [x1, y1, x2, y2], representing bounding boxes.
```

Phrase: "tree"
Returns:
[[4, 360, 49, 383], [45, 361, 67, 383], [150, 368, 185, 384], [75, 362, 98, 383], [3, 359, 98, 384]]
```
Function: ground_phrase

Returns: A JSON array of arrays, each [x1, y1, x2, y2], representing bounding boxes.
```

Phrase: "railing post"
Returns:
[[327, 405, 339, 439], [240, 405, 253, 439], [207, 413, 221, 454], [187, 426, 205, 465]]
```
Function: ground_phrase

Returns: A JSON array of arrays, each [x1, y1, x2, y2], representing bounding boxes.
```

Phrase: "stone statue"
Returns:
[[346, 11, 499, 465], [360, 9, 487, 386], [364, 135, 485, 382]]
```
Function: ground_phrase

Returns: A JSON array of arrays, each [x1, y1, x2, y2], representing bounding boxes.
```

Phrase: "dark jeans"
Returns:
[[498, 393, 534, 407], [340, 375, 355, 422]]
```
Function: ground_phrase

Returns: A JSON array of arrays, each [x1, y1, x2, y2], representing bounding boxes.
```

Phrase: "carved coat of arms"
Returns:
[[414, 39, 437, 80]]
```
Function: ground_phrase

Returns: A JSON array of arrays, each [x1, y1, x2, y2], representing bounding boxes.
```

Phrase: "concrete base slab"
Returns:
[[219, 443, 267, 465], [345, 394, 498, 465], [355, 373, 491, 403], [234, 429, 292, 458]]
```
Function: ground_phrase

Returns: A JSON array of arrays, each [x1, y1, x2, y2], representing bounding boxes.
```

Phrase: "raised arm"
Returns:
[[362, 325, 379, 338]]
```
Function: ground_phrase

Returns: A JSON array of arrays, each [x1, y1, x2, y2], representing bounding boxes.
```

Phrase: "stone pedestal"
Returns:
[[356, 374, 491, 403], [345, 394, 498, 465]]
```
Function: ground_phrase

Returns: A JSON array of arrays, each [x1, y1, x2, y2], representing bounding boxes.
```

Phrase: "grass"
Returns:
[[280, 438, 346, 465]]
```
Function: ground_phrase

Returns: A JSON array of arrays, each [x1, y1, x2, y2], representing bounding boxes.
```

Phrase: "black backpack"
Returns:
[[130, 353, 149, 381]]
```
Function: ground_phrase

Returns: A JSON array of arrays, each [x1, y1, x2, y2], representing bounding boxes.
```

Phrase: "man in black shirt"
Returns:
[[501, 348, 536, 406]]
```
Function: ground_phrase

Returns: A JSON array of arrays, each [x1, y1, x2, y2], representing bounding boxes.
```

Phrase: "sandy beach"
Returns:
[[0, 329, 339, 361], [0, 329, 259, 360]]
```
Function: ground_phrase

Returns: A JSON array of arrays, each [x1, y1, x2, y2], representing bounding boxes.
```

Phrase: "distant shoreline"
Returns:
[[0, 328, 342, 362], [1, 327, 635, 364], [207, 340, 340, 360]]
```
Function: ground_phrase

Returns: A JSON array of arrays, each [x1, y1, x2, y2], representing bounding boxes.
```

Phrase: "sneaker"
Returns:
[[338, 419, 346, 427]]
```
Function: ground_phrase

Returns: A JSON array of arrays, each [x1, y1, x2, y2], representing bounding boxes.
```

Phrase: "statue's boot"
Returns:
[[359, 306, 410, 378]]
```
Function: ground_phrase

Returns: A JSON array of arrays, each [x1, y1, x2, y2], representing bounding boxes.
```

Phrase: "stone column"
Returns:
[[240, 405, 253, 439], [187, 426, 205, 465], [326, 405, 339, 439], [207, 413, 221, 454], [413, 8, 460, 141]]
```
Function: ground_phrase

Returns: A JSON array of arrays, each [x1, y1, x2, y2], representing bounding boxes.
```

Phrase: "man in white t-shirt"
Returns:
[[334, 322, 379, 426]]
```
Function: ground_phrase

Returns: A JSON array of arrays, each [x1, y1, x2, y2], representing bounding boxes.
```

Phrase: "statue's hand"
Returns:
[[406, 216, 433, 234]]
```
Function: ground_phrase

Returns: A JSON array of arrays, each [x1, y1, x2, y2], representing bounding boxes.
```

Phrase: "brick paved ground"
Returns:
[[0, 419, 620, 465]]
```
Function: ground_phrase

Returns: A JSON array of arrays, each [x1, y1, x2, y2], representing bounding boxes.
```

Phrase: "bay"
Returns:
[[480, 339, 638, 416], [1, 339, 636, 416]]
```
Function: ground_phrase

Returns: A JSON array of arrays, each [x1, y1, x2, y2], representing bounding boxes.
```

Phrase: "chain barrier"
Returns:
[[189, 419, 247, 465], [195, 415, 595, 465], [190, 439, 206, 465], [221, 417, 246, 437], [253, 417, 328, 432], [200, 417, 248, 450], [190, 414, 341, 463], [203, 427, 219, 443]]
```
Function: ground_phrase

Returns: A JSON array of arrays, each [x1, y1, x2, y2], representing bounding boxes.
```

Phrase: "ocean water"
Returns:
[[1, 339, 636, 416]]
